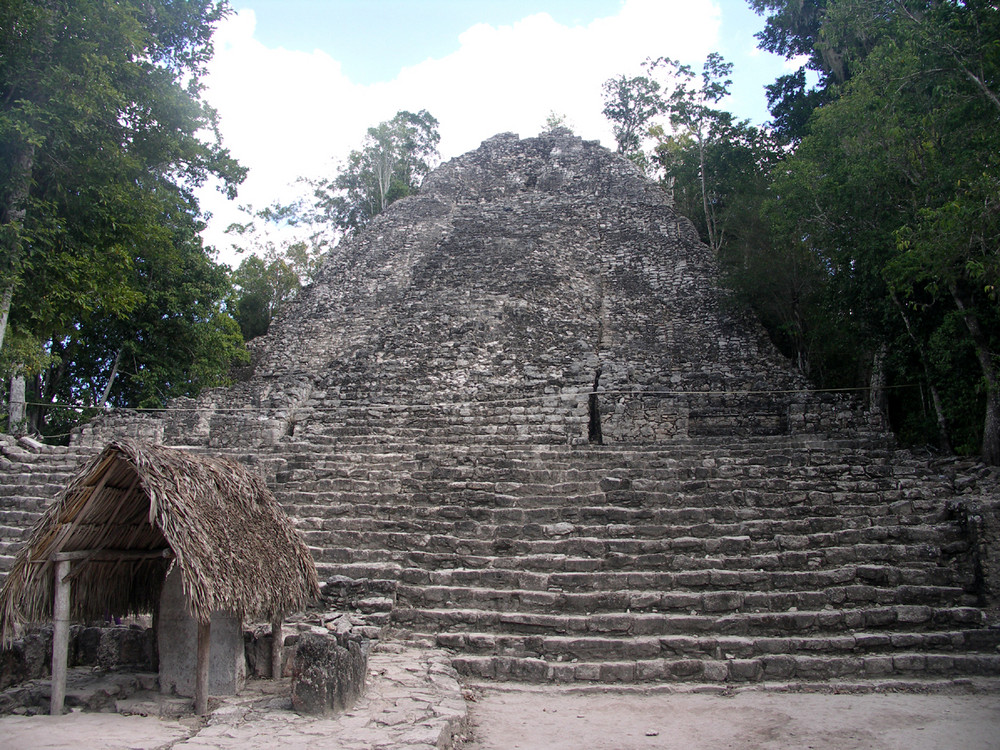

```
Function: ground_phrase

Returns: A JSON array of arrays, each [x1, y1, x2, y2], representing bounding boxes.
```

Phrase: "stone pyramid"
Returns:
[[3, 131, 997, 688], [81, 129, 873, 449]]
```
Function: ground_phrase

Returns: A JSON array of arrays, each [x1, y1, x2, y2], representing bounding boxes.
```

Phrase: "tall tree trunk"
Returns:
[[950, 283, 999, 465], [7, 375, 26, 435], [869, 342, 889, 429], [889, 289, 953, 452], [98, 348, 123, 408], [0, 284, 12, 357], [0, 139, 35, 354], [697, 131, 717, 253]]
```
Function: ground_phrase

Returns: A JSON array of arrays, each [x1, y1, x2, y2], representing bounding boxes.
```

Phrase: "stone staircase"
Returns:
[[0, 436, 99, 578], [5, 130, 998, 690], [3, 420, 999, 687], [262, 430, 1000, 686]]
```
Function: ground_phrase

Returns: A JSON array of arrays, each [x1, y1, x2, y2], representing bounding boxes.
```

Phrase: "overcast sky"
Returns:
[[199, 0, 795, 264]]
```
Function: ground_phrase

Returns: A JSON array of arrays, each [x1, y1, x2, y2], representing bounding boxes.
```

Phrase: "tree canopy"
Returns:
[[304, 110, 440, 237], [0, 0, 246, 437], [603, 1, 999, 463], [601, 70, 661, 162], [751, 0, 1000, 462]]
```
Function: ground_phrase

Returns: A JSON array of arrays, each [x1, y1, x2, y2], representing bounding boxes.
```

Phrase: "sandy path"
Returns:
[[460, 687, 1000, 750]]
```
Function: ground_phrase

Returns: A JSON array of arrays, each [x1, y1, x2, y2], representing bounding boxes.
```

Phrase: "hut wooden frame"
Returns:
[[0, 440, 319, 715]]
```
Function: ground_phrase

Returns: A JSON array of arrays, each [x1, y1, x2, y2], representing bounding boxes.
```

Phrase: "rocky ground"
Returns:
[[1, 644, 466, 750], [3, 645, 999, 750]]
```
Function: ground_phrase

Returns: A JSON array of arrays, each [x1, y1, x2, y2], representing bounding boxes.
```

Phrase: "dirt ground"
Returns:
[[459, 686, 1000, 750], [0, 712, 198, 749], [4, 684, 999, 749]]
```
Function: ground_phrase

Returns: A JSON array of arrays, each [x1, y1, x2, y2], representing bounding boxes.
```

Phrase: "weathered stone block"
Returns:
[[290, 632, 368, 716], [636, 659, 667, 681], [892, 654, 926, 672], [702, 661, 728, 681], [760, 654, 796, 679], [723, 658, 758, 681], [863, 656, 894, 676], [599, 662, 635, 682]]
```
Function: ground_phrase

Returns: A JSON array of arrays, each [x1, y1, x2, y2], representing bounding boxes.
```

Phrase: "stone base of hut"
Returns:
[[0, 609, 373, 716], [157, 568, 246, 698]]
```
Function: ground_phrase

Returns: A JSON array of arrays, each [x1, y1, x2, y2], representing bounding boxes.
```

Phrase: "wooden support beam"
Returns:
[[195, 619, 211, 716], [50, 558, 71, 716], [52, 548, 173, 562], [271, 615, 283, 679], [28, 547, 174, 565]]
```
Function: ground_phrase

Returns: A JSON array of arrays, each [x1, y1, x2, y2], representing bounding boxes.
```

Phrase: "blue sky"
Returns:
[[203, 1, 795, 261], [233, 1, 630, 83]]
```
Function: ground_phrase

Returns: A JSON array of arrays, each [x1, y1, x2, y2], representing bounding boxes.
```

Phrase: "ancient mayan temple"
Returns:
[[2, 130, 999, 686]]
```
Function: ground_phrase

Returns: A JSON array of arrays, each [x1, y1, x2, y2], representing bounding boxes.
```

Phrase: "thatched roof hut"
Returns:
[[0, 440, 319, 644]]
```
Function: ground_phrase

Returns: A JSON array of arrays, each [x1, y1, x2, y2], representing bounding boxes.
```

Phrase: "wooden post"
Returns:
[[195, 619, 211, 716], [270, 615, 283, 679], [50, 559, 71, 715]]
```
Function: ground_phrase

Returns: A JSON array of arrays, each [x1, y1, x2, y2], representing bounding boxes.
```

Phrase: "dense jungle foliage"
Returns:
[[604, 0, 999, 463]]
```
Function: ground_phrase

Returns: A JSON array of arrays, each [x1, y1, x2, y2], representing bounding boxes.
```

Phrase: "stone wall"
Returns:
[[953, 495, 1000, 618], [0, 624, 156, 692]]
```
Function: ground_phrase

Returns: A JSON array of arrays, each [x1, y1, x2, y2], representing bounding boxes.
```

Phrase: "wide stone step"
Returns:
[[0, 483, 66, 499], [305, 429, 574, 446], [435, 628, 1000, 663], [275, 467, 912, 493], [274, 481, 948, 513], [280, 460, 905, 484], [295, 516, 961, 550], [448, 650, 1000, 683], [305, 529, 959, 564], [394, 582, 972, 614], [0, 523, 33, 539], [393, 606, 986, 637], [280, 500, 953, 537], [309, 544, 961, 576], [388, 563, 965, 592]]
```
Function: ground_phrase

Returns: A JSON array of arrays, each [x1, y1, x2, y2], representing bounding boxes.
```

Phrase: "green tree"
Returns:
[[749, 0, 880, 140], [223, 204, 324, 341], [601, 71, 661, 164], [763, 0, 1000, 461], [0, 0, 246, 436], [542, 111, 572, 132], [305, 110, 440, 235], [41, 236, 247, 418], [229, 253, 302, 341], [649, 53, 739, 254]]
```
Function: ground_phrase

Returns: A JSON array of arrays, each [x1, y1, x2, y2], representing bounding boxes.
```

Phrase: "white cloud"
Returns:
[[784, 53, 812, 71], [200, 0, 722, 263]]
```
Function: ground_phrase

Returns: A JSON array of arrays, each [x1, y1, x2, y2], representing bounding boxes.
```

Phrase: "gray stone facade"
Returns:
[[3, 132, 998, 688], [76, 129, 877, 451]]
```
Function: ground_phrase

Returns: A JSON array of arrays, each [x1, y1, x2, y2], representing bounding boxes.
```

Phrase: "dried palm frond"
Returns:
[[0, 440, 319, 644]]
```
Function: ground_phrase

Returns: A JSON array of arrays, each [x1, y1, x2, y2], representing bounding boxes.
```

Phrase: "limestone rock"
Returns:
[[290, 633, 368, 716]]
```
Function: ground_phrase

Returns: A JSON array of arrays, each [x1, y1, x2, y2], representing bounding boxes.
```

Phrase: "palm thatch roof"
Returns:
[[1, 440, 319, 644]]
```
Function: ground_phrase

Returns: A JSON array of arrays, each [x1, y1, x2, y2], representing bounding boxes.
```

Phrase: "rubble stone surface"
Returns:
[[2, 132, 998, 690]]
